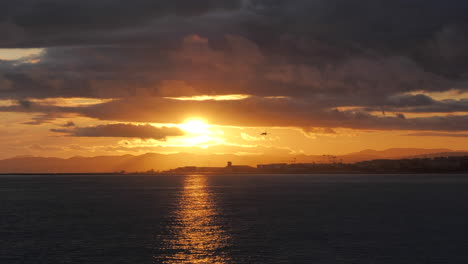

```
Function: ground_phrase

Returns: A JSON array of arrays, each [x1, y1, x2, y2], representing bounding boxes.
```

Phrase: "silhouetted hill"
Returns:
[[406, 152, 468, 159], [0, 148, 466, 173], [356, 148, 452, 157], [340, 148, 455, 163]]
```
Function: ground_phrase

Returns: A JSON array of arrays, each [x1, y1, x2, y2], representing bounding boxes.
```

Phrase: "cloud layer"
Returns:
[[1, 0, 468, 132], [51, 123, 185, 140]]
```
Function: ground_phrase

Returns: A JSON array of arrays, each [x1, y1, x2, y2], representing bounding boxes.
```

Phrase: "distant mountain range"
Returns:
[[1, 148, 467, 173], [339, 148, 468, 162]]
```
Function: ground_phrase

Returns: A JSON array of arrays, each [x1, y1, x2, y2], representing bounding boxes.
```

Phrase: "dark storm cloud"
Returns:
[[405, 132, 468, 138], [50, 123, 185, 140], [0, 36, 454, 101], [363, 97, 468, 113], [61, 121, 75, 127], [22, 113, 61, 125], [0, 0, 245, 47], [71, 97, 468, 131], [4, 96, 468, 132], [2, 0, 468, 131]]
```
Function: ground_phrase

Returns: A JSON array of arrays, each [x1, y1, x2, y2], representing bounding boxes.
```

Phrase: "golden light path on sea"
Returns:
[[156, 175, 231, 264]]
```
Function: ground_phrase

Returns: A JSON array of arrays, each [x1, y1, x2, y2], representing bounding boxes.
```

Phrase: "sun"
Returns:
[[180, 119, 210, 134], [169, 118, 226, 148]]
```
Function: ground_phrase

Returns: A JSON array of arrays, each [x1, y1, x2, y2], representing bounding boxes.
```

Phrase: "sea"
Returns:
[[1, 174, 468, 264]]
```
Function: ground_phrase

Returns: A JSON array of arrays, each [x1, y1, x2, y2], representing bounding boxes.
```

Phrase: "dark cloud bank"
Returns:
[[1, 0, 468, 132], [51, 123, 184, 140]]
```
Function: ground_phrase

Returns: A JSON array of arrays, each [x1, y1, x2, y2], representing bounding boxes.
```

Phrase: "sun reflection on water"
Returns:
[[156, 175, 231, 264]]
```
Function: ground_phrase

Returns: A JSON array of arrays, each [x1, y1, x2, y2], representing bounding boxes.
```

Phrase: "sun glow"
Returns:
[[172, 119, 226, 147], [180, 119, 210, 134]]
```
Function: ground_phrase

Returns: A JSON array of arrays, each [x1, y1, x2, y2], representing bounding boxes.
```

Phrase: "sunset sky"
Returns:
[[1, 0, 468, 160]]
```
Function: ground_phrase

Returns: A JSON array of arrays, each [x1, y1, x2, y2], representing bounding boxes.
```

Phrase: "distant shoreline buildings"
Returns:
[[164, 161, 257, 174], [162, 156, 468, 174]]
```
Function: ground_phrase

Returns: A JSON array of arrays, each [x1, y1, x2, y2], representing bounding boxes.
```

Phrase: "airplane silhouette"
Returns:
[[261, 132, 268, 136]]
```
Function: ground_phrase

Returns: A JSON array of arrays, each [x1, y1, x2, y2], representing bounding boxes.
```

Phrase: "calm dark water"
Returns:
[[2, 174, 468, 264]]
